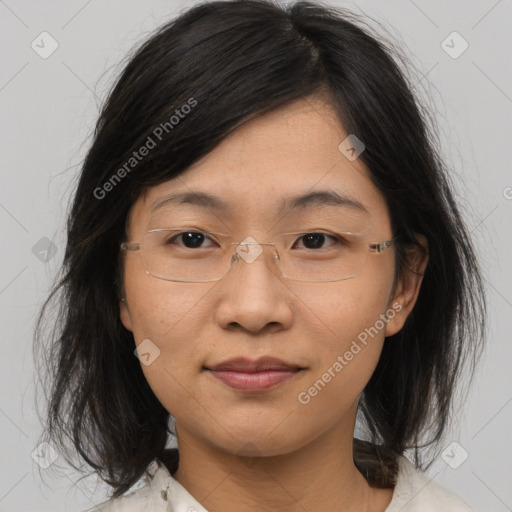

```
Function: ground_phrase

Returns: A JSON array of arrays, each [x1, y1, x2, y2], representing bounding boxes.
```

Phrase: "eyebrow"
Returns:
[[149, 190, 369, 215]]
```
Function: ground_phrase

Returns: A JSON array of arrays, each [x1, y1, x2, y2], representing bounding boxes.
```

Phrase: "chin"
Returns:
[[204, 426, 312, 459]]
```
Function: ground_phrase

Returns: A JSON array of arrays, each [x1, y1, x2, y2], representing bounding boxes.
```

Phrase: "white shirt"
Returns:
[[85, 456, 472, 511]]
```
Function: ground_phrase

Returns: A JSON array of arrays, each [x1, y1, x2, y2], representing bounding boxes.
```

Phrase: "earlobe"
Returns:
[[120, 298, 134, 332], [385, 234, 429, 337]]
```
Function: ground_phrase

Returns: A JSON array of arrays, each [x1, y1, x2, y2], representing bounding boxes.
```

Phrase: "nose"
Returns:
[[214, 239, 293, 333]]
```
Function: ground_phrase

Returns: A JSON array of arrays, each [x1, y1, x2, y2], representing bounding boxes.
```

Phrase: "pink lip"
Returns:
[[205, 356, 305, 392], [207, 369, 302, 392]]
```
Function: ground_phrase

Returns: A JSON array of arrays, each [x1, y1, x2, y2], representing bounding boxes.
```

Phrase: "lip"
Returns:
[[205, 357, 305, 392], [207, 356, 302, 372]]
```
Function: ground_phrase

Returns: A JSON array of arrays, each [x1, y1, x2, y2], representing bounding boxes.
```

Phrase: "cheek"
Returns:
[[127, 291, 209, 425], [123, 258, 211, 345], [123, 268, 217, 402], [300, 276, 393, 398], [308, 273, 392, 345]]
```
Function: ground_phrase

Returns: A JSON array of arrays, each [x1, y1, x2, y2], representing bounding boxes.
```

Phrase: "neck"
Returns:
[[170, 409, 390, 512]]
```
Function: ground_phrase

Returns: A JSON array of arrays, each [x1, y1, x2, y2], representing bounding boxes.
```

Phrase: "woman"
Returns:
[[34, 1, 486, 510]]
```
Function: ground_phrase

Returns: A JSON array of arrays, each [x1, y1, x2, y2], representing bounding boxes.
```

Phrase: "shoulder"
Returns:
[[82, 461, 170, 512], [386, 455, 473, 512]]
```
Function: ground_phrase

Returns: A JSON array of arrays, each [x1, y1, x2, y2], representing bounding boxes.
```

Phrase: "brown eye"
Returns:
[[167, 231, 215, 249], [293, 233, 338, 250]]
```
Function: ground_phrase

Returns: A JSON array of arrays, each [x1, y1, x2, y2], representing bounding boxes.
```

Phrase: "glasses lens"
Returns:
[[141, 229, 230, 282], [276, 231, 369, 282], [138, 228, 375, 282]]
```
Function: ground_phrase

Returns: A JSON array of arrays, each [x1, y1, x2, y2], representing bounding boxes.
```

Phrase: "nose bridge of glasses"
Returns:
[[232, 236, 279, 266]]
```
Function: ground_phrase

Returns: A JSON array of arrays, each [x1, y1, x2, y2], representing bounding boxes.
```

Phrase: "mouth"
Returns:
[[204, 356, 306, 392]]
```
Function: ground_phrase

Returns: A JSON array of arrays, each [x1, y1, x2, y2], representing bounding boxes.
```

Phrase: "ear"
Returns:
[[120, 298, 134, 332], [385, 234, 429, 337]]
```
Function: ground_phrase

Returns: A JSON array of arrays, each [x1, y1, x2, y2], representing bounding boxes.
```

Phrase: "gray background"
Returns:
[[1, 1, 511, 511]]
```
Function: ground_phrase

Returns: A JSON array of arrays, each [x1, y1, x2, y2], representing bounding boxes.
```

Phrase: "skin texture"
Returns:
[[119, 96, 428, 512]]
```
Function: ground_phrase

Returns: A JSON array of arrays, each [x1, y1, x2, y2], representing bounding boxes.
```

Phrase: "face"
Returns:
[[120, 95, 425, 458]]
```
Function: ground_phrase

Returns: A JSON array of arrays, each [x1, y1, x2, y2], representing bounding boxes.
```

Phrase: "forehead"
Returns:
[[130, 96, 391, 231]]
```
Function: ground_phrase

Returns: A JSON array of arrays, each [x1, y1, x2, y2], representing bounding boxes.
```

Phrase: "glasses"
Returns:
[[120, 227, 397, 283]]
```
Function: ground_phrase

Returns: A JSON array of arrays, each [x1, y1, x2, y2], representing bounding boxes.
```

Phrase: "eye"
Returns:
[[167, 231, 217, 249], [293, 232, 340, 250]]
